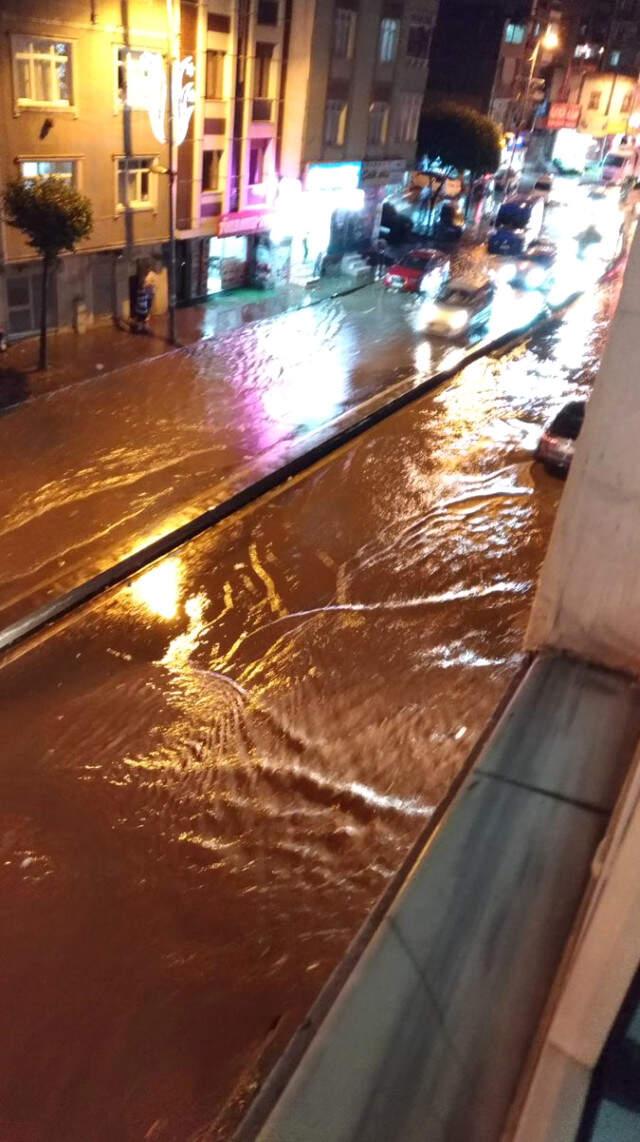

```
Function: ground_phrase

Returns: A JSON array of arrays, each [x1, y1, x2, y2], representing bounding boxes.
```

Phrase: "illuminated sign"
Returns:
[[547, 102, 581, 130], [219, 209, 274, 237], [140, 52, 197, 148], [305, 162, 362, 193], [360, 159, 406, 187]]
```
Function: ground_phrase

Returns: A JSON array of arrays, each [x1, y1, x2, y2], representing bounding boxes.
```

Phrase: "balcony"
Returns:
[[252, 98, 274, 122]]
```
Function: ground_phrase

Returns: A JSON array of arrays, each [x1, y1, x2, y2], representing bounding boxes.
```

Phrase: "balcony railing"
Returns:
[[252, 98, 274, 122]]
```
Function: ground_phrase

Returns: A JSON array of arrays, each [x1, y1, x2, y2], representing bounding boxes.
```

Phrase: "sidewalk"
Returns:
[[0, 271, 371, 409]]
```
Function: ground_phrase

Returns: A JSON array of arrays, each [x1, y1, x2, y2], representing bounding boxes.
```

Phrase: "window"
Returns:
[[206, 50, 225, 99], [368, 101, 389, 144], [379, 18, 400, 62], [588, 90, 601, 110], [202, 149, 222, 192], [396, 92, 422, 142], [254, 43, 273, 97], [257, 0, 279, 24], [334, 9, 357, 59], [406, 20, 432, 61], [116, 48, 162, 109], [20, 159, 77, 184], [504, 22, 526, 43], [248, 140, 269, 185], [325, 98, 347, 144], [610, 49, 621, 66], [116, 157, 156, 211], [13, 36, 72, 106], [621, 91, 632, 112]]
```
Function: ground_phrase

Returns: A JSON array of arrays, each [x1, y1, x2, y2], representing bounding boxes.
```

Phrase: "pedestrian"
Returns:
[[132, 280, 152, 334]]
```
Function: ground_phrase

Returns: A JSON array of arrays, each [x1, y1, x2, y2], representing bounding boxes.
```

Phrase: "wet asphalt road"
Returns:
[[0, 250, 622, 1140]]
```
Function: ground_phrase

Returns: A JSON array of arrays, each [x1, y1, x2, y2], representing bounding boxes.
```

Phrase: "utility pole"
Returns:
[[167, 0, 178, 345]]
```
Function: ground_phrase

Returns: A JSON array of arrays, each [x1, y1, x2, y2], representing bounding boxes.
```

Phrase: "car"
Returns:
[[424, 277, 495, 338], [384, 248, 449, 293], [494, 168, 520, 194], [510, 239, 557, 290], [533, 172, 554, 193], [434, 201, 465, 242], [536, 400, 586, 473]]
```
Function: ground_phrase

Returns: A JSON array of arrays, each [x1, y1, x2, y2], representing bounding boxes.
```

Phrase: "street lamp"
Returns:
[[507, 24, 560, 172]]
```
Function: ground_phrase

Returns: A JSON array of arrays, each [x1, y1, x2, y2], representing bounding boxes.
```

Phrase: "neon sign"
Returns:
[[139, 51, 197, 147]]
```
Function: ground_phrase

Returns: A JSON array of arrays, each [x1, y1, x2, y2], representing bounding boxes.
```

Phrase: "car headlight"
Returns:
[[524, 265, 546, 288], [448, 308, 469, 330]]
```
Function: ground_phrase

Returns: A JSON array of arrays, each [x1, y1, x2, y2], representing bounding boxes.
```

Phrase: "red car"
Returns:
[[384, 248, 449, 293]]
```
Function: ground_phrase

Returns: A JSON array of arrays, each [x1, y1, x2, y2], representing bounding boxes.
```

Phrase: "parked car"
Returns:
[[424, 277, 495, 339], [488, 193, 545, 256], [533, 172, 554, 194], [494, 167, 520, 194], [384, 249, 449, 293], [510, 239, 557, 290], [536, 400, 586, 473], [434, 201, 465, 242]]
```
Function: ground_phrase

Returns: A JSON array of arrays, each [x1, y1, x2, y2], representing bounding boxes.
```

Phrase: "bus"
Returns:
[[487, 194, 546, 256]]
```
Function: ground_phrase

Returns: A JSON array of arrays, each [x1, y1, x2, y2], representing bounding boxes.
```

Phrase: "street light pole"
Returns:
[[506, 25, 559, 175], [167, 0, 178, 346]]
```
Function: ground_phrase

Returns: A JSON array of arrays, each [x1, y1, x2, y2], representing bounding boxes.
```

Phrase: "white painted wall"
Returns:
[[526, 228, 640, 674]]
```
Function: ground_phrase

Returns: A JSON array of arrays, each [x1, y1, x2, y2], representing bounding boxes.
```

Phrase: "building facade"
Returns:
[[0, 0, 438, 339], [0, 0, 182, 337]]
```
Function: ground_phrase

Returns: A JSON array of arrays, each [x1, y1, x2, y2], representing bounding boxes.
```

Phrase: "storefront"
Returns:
[[289, 162, 365, 278], [360, 158, 408, 240], [206, 208, 272, 294]]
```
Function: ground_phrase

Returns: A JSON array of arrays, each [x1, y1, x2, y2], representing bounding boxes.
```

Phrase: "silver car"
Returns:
[[425, 278, 495, 338]]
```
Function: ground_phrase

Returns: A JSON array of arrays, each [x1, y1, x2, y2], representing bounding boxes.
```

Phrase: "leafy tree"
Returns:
[[3, 177, 93, 369], [417, 103, 501, 226]]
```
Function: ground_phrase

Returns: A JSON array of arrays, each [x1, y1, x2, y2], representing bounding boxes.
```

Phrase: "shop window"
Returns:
[[206, 50, 225, 99], [325, 98, 347, 144], [202, 149, 222, 192], [257, 0, 279, 24], [406, 20, 432, 61], [116, 47, 162, 109], [396, 92, 422, 142], [13, 35, 73, 106], [368, 101, 389, 144], [588, 90, 601, 110], [505, 22, 526, 44], [20, 159, 77, 185], [248, 140, 269, 186], [379, 18, 400, 63], [334, 9, 357, 60], [116, 156, 156, 211], [610, 49, 621, 66]]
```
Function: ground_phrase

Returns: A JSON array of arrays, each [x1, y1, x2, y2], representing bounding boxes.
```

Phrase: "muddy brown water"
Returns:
[[0, 276, 621, 1140]]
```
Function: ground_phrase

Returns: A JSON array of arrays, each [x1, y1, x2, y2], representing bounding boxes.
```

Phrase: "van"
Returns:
[[487, 194, 545, 256], [600, 148, 638, 186]]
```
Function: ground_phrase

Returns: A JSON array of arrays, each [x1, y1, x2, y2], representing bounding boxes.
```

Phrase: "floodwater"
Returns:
[[0, 256, 543, 631], [0, 261, 622, 1140]]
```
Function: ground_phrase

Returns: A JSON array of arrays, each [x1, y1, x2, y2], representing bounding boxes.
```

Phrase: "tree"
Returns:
[[417, 103, 501, 226], [3, 177, 93, 369]]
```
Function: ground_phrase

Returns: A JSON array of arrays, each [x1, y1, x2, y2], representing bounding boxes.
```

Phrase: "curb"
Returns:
[[0, 292, 581, 659]]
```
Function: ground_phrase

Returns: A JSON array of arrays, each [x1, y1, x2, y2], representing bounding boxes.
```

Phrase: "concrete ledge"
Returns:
[[246, 656, 640, 1142]]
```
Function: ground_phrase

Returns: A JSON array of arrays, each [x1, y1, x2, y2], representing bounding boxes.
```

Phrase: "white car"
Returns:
[[425, 278, 495, 338]]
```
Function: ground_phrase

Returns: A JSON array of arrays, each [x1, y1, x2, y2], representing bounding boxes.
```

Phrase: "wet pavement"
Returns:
[[0, 258, 622, 1140], [0, 256, 542, 635], [0, 179, 624, 636]]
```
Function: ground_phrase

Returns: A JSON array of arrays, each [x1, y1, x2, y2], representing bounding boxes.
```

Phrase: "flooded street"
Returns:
[[0, 260, 622, 1140]]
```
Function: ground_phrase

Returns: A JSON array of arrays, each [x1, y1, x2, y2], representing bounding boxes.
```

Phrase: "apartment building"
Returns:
[[0, 0, 181, 337], [0, 0, 438, 336], [276, 0, 438, 278]]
